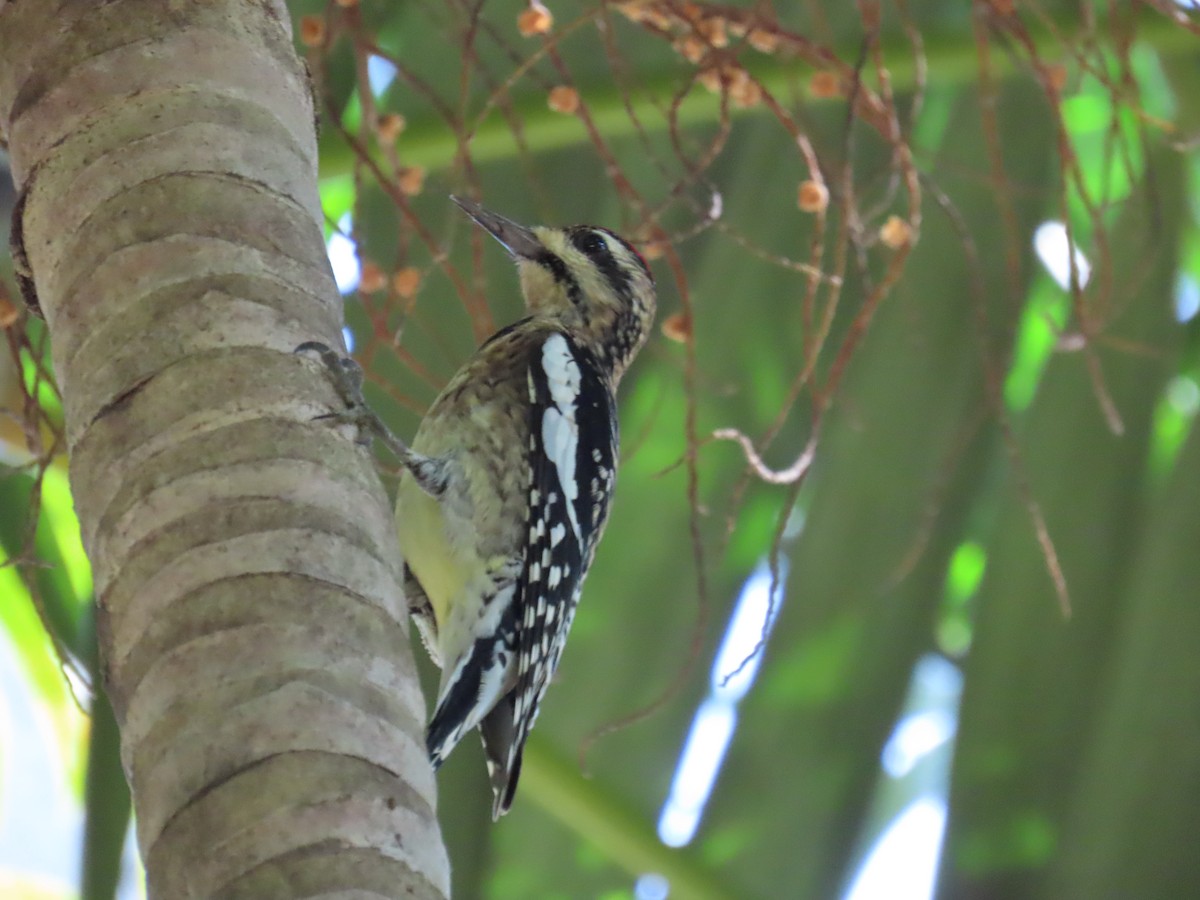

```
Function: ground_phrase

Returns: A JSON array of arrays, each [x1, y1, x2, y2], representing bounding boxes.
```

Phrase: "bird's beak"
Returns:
[[451, 195, 545, 260]]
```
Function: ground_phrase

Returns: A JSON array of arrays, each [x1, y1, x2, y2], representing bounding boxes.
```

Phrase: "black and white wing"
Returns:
[[485, 330, 618, 818]]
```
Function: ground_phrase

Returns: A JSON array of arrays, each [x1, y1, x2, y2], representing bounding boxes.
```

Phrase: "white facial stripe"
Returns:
[[541, 334, 582, 541]]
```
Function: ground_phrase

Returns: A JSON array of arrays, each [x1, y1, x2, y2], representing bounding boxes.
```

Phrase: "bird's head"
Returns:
[[453, 196, 656, 384]]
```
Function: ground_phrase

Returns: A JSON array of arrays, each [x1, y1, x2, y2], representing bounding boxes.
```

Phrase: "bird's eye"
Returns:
[[580, 231, 611, 259]]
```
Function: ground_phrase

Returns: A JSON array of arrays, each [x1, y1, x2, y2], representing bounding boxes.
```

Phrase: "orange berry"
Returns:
[[398, 165, 426, 196], [677, 34, 707, 63], [661, 311, 692, 342], [809, 70, 841, 99], [747, 28, 780, 54], [359, 261, 386, 294], [299, 16, 326, 48], [797, 180, 829, 213], [729, 70, 762, 108], [392, 267, 422, 299], [0, 297, 18, 328], [548, 85, 580, 114], [879, 215, 913, 249], [618, 2, 672, 29], [697, 67, 723, 93], [696, 17, 728, 48], [518, 2, 553, 36], [376, 113, 406, 144], [644, 6, 674, 29]]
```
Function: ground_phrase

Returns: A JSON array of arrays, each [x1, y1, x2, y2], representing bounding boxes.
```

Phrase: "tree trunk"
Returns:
[[0, 1, 449, 896]]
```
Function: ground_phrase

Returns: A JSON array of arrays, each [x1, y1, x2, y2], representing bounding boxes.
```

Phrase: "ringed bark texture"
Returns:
[[0, 1, 449, 896]]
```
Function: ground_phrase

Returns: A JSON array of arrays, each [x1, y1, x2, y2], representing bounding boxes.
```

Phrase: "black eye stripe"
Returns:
[[568, 226, 650, 299], [539, 250, 583, 305], [570, 228, 612, 260], [582, 226, 653, 282]]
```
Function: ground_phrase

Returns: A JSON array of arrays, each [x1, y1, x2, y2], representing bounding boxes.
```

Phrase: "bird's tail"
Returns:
[[480, 697, 523, 819]]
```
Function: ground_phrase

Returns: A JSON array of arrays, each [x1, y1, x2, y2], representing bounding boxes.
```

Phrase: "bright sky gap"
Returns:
[[1033, 221, 1091, 291], [656, 560, 788, 849], [844, 800, 948, 900], [1174, 274, 1199, 323], [842, 654, 964, 900], [368, 55, 398, 96], [328, 213, 361, 294]]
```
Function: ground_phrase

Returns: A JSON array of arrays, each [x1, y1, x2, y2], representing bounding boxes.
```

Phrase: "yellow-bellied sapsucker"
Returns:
[[305, 198, 656, 818]]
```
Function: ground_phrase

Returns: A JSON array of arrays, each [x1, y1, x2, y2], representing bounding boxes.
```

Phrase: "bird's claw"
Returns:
[[296, 340, 384, 448], [296, 340, 439, 478]]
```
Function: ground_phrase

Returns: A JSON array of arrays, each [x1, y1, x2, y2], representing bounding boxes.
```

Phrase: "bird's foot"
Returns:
[[296, 341, 446, 497]]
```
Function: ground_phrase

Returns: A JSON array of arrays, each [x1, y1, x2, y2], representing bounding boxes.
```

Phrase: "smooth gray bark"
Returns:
[[0, 1, 449, 896]]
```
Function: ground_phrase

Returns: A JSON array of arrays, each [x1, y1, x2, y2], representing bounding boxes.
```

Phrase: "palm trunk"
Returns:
[[0, 1, 449, 896]]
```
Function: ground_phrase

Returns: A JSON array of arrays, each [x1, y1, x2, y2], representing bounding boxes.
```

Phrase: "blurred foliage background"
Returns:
[[1, 1, 1199, 898]]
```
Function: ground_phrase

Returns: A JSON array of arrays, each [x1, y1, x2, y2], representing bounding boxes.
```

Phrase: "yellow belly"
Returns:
[[396, 475, 468, 633]]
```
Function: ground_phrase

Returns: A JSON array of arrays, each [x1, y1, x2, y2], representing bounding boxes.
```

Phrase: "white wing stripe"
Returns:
[[540, 334, 583, 540]]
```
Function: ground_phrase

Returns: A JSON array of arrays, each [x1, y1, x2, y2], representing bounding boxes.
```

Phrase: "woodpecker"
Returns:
[[306, 198, 656, 818]]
